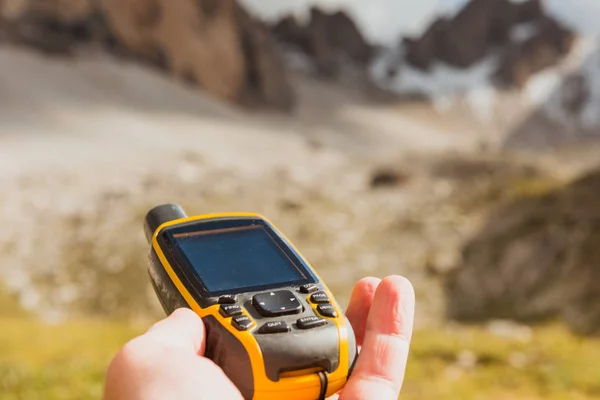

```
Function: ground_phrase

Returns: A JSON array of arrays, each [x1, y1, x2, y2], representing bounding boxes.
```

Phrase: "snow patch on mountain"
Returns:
[[371, 50, 499, 121]]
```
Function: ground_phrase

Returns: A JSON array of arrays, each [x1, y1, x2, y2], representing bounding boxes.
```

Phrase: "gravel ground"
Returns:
[[1, 46, 599, 327]]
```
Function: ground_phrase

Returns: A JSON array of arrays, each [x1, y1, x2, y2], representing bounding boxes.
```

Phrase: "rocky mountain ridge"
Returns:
[[0, 0, 583, 116], [400, 0, 574, 89], [0, 0, 295, 110]]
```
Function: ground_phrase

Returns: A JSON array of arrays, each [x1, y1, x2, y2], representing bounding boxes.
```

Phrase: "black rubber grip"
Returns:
[[144, 203, 187, 242]]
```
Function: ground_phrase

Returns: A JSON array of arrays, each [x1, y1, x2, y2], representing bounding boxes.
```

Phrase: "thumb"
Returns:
[[143, 308, 206, 355]]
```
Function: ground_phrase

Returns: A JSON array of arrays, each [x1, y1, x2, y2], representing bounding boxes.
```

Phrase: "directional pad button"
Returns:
[[252, 290, 303, 317]]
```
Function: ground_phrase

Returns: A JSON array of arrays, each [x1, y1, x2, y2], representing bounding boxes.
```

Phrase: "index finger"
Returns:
[[340, 276, 415, 400], [345, 277, 381, 346]]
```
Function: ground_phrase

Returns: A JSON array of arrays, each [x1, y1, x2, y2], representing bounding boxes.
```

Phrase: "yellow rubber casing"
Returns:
[[151, 213, 351, 399]]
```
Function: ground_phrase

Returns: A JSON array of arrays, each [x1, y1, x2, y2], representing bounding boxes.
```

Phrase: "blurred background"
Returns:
[[1, 0, 600, 398]]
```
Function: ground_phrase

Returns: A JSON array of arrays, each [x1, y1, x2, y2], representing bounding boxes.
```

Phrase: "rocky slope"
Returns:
[[0, 42, 486, 324], [447, 168, 600, 335], [0, 0, 294, 110], [504, 37, 600, 149], [1, 0, 600, 337]]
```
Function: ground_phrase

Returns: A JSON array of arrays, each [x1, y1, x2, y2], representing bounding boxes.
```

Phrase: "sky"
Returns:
[[240, 0, 600, 45], [239, 0, 442, 44], [545, 0, 600, 36]]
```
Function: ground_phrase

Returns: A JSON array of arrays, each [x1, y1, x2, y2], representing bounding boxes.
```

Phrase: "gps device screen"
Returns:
[[170, 224, 314, 295]]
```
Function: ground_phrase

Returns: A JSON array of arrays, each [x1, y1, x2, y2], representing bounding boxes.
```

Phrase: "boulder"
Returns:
[[446, 169, 600, 335], [369, 168, 410, 189]]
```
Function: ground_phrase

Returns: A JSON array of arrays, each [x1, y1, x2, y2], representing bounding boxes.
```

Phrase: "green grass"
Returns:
[[0, 318, 142, 400], [404, 326, 600, 399], [1, 318, 599, 399]]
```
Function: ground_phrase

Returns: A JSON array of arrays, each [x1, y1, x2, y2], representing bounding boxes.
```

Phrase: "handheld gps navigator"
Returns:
[[144, 204, 357, 400]]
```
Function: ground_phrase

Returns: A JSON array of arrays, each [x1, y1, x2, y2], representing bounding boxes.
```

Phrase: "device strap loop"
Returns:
[[317, 371, 329, 400]]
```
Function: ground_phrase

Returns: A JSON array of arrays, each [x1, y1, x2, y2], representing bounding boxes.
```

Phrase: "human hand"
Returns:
[[102, 275, 415, 400], [335, 275, 415, 400], [102, 306, 242, 400]]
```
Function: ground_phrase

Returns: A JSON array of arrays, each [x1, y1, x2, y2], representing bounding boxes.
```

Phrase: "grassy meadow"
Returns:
[[2, 314, 599, 399]]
